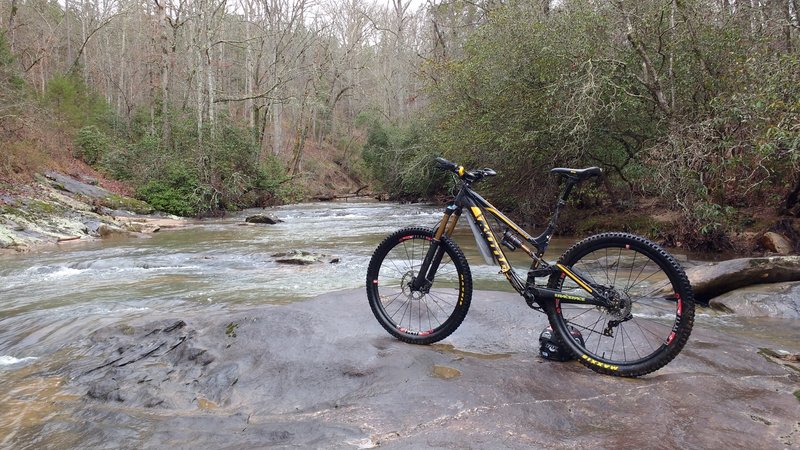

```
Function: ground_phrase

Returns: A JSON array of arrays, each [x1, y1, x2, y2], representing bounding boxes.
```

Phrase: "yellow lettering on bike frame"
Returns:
[[554, 293, 586, 302], [470, 206, 511, 273], [556, 263, 594, 294]]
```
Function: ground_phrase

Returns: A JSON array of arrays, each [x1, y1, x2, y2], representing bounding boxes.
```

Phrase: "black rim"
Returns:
[[555, 244, 682, 366], [372, 234, 463, 336]]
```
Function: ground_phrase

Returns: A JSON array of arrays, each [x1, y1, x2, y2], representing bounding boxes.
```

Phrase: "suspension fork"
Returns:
[[411, 204, 461, 290]]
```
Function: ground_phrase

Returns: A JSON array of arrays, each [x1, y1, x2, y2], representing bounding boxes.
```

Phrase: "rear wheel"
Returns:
[[366, 227, 472, 344], [546, 232, 695, 377]]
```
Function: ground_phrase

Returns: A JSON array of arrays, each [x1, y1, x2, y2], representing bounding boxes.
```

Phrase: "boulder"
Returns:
[[708, 281, 800, 318], [684, 255, 800, 304], [271, 250, 339, 265], [245, 214, 283, 224], [97, 223, 130, 238], [758, 231, 794, 255]]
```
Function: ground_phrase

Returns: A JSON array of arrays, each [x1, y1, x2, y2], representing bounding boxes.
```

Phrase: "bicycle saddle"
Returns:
[[550, 167, 603, 181]]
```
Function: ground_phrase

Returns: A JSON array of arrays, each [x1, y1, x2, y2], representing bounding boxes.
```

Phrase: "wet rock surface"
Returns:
[[709, 281, 800, 318], [29, 290, 798, 449], [271, 250, 340, 265], [246, 214, 283, 224], [686, 256, 800, 304]]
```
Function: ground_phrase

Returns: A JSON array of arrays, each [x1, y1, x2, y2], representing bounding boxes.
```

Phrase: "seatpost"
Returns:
[[539, 177, 578, 247]]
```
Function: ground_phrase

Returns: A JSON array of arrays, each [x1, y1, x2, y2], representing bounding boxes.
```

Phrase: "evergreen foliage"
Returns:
[[411, 0, 800, 248]]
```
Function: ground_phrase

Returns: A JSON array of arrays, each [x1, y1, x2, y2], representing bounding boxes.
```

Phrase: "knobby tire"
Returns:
[[545, 232, 695, 377], [366, 227, 472, 344]]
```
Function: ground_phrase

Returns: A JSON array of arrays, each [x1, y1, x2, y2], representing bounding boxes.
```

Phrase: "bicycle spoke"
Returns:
[[370, 231, 470, 339], [551, 237, 693, 374]]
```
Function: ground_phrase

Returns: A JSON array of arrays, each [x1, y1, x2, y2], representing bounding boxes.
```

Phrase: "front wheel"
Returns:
[[366, 227, 472, 344], [546, 232, 695, 377]]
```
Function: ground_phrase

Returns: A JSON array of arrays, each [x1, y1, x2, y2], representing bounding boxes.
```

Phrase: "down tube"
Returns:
[[465, 203, 512, 274]]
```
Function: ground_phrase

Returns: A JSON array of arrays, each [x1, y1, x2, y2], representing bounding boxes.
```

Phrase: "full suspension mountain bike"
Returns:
[[366, 157, 695, 377]]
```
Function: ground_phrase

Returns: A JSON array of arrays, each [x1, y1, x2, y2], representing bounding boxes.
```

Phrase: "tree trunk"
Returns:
[[272, 99, 282, 155], [66, 0, 72, 64], [8, 0, 18, 52], [81, 0, 88, 82], [244, 6, 254, 128], [157, 0, 172, 147], [785, 1, 795, 53], [620, 1, 672, 117], [669, 0, 676, 109]]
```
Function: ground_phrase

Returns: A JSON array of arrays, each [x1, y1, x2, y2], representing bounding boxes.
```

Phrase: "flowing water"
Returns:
[[0, 200, 584, 444], [0, 200, 793, 446], [0, 200, 578, 359]]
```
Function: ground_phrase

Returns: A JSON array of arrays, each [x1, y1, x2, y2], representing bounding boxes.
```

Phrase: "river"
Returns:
[[0, 200, 582, 360]]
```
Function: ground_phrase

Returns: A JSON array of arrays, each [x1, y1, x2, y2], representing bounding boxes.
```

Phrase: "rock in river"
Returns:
[[272, 250, 339, 265], [245, 214, 283, 224], [685, 255, 800, 303], [709, 281, 800, 318]]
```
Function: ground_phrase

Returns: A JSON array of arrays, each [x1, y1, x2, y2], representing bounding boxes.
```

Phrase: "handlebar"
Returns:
[[434, 157, 496, 182], [434, 157, 459, 173]]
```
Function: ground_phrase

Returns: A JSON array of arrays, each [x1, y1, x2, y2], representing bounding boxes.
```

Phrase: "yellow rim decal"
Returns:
[[457, 166, 465, 177], [556, 264, 593, 293]]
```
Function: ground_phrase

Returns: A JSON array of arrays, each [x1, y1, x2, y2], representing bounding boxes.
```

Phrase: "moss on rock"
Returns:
[[100, 194, 154, 215]]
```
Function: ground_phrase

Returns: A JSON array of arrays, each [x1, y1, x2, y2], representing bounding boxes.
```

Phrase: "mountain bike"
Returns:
[[366, 157, 695, 377]]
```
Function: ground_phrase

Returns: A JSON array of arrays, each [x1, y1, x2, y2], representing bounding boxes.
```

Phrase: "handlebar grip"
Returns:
[[434, 157, 458, 172]]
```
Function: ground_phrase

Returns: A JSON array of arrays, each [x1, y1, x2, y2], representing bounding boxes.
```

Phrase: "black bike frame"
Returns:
[[412, 176, 611, 310]]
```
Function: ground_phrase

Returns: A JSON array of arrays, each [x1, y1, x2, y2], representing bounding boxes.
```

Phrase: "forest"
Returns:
[[1, 0, 798, 250]]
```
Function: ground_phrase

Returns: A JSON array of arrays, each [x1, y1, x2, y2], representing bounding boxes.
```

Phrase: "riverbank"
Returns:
[[0, 171, 189, 254]]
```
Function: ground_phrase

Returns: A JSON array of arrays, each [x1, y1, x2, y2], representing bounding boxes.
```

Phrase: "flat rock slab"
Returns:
[[710, 281, 800, 318], [686, 256, 800, 304], [43, 171, 113, 199], [16, 290, 800, 449]]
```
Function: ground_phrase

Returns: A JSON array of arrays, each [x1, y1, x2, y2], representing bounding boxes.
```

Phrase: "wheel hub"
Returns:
[[600, 288, 633, 337], [606, 289, 633, 321], [401, 271, 427, 300]]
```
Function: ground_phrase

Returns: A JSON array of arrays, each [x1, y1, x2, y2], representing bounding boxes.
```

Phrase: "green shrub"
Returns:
[[136, 165, 203, 217], [360, 115, 441, 197], [74, 125, 110, 165]]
